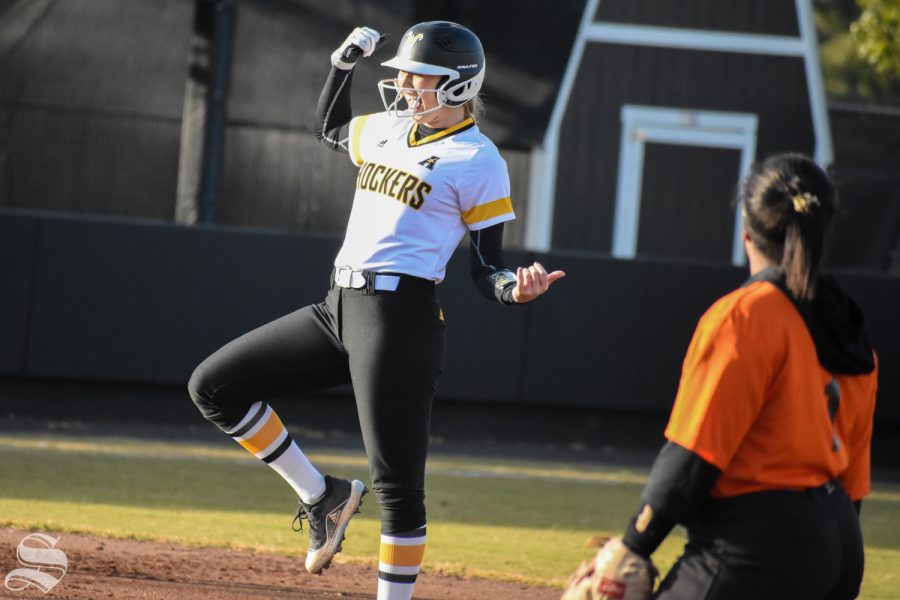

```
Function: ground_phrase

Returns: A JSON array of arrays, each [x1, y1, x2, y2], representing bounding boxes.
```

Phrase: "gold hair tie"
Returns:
[[791, 192, 819, 214]]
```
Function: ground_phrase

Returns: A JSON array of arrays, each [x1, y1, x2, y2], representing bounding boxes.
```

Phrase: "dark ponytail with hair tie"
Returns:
[[740, 154, 836, 301]]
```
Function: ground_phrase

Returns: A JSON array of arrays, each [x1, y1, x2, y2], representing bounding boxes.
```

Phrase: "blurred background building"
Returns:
[[1, 0, 898, 450]]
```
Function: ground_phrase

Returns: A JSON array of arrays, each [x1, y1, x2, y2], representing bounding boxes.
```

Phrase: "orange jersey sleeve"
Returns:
[[665, 281, 849, 497], [664, 283, 776, 471], [835, 354, 878, 501]]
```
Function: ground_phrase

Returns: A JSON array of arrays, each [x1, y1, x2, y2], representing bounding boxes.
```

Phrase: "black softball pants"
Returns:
[[188, 275, 446, 534], [655, 481, 864, 600]]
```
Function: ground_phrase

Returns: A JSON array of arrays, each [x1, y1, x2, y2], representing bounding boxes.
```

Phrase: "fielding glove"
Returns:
[[561, 536, 657, 600]]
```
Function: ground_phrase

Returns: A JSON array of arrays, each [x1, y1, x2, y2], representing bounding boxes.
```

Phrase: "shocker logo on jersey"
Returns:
[[356, 162, 432, 210], [418, 156, 441, 171]]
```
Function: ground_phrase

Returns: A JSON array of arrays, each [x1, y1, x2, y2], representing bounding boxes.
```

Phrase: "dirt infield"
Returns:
[[0, 528, 560, 599]]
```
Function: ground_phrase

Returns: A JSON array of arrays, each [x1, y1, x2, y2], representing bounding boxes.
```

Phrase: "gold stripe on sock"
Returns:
[[237, 411, 284, 455], [379, 542, 426, 567]]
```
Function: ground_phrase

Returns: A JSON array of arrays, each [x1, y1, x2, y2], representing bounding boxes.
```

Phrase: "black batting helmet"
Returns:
[[379, 21, 485, 112]]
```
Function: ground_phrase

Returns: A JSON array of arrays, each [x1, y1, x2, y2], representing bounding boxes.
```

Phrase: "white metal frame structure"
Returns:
[[525, 0, 832, 251], [612, 106, 758, 266]]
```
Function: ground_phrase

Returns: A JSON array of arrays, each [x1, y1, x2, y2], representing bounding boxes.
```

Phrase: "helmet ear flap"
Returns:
[[441, 85, 465, 107], [435, 75, 451, 106], [439, 76, 456, 106], [441, 68, 484, 107]]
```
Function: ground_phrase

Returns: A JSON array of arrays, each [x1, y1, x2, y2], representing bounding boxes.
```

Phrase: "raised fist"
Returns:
[[332, 26, 382, 70]]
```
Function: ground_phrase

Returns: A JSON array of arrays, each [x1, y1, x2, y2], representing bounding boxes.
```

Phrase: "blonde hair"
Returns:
[[462, 94, 484, 120]]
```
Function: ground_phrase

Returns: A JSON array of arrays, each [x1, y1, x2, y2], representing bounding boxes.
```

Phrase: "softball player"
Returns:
[[188, 21, 563, 600], [567, 154, 877, 600]]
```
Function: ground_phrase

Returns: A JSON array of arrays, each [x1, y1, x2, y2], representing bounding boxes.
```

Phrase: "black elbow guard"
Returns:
[[623, 503, 676, 559], [623, 442, 721, 557], [643, 442, 721, 519]]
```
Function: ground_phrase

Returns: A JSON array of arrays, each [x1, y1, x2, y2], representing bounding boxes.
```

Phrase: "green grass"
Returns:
[[0, 434, 898, 597]]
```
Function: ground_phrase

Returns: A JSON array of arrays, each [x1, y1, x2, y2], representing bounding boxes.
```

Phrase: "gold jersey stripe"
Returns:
[[408, 117, 474, 147], [237, 411, 284, 455], [379, 542, 426, 567], [461, 196, 513, 225], [350, 114, 371, 166]]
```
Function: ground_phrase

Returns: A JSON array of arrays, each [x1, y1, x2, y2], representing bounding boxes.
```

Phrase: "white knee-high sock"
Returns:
[[226, 402, 326, 504], [377, 526, 426, 600]]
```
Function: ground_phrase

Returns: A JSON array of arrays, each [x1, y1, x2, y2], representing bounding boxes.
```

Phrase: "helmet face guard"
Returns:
[[377, 78, 445, 118], [377, 69, 485, 118], [378, 21, 485, 119]]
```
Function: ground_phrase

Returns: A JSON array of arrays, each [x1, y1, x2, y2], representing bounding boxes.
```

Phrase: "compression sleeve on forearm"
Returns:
[[314, 65, 355, 153], [469, 223, 517, 305], [622, 441, 721, 558]]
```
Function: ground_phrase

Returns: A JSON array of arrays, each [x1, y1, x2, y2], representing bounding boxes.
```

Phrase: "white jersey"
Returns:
[[333, 112, 515, 282]]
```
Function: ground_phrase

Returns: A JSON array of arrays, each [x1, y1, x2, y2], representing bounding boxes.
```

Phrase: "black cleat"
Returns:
[[293, 475, 366, 574]]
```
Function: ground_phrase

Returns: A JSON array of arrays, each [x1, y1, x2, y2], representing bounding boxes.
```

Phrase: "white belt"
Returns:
[[333, 267, 400, 291]]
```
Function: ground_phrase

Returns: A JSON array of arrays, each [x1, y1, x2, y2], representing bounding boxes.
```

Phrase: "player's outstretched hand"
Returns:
[[332, 27, 384, 70], [512, 261, 565, 303]]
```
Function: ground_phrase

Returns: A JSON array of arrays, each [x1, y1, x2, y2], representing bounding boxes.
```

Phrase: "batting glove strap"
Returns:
[[331, 26, 381, 70]]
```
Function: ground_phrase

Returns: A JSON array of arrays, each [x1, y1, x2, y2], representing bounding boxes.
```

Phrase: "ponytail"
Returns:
[[740, 154, 835, 301], [783, 219, 814, 300]]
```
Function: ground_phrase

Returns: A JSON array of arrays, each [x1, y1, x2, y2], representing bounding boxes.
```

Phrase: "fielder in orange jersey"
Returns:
[[564, 153, 877, 600]]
